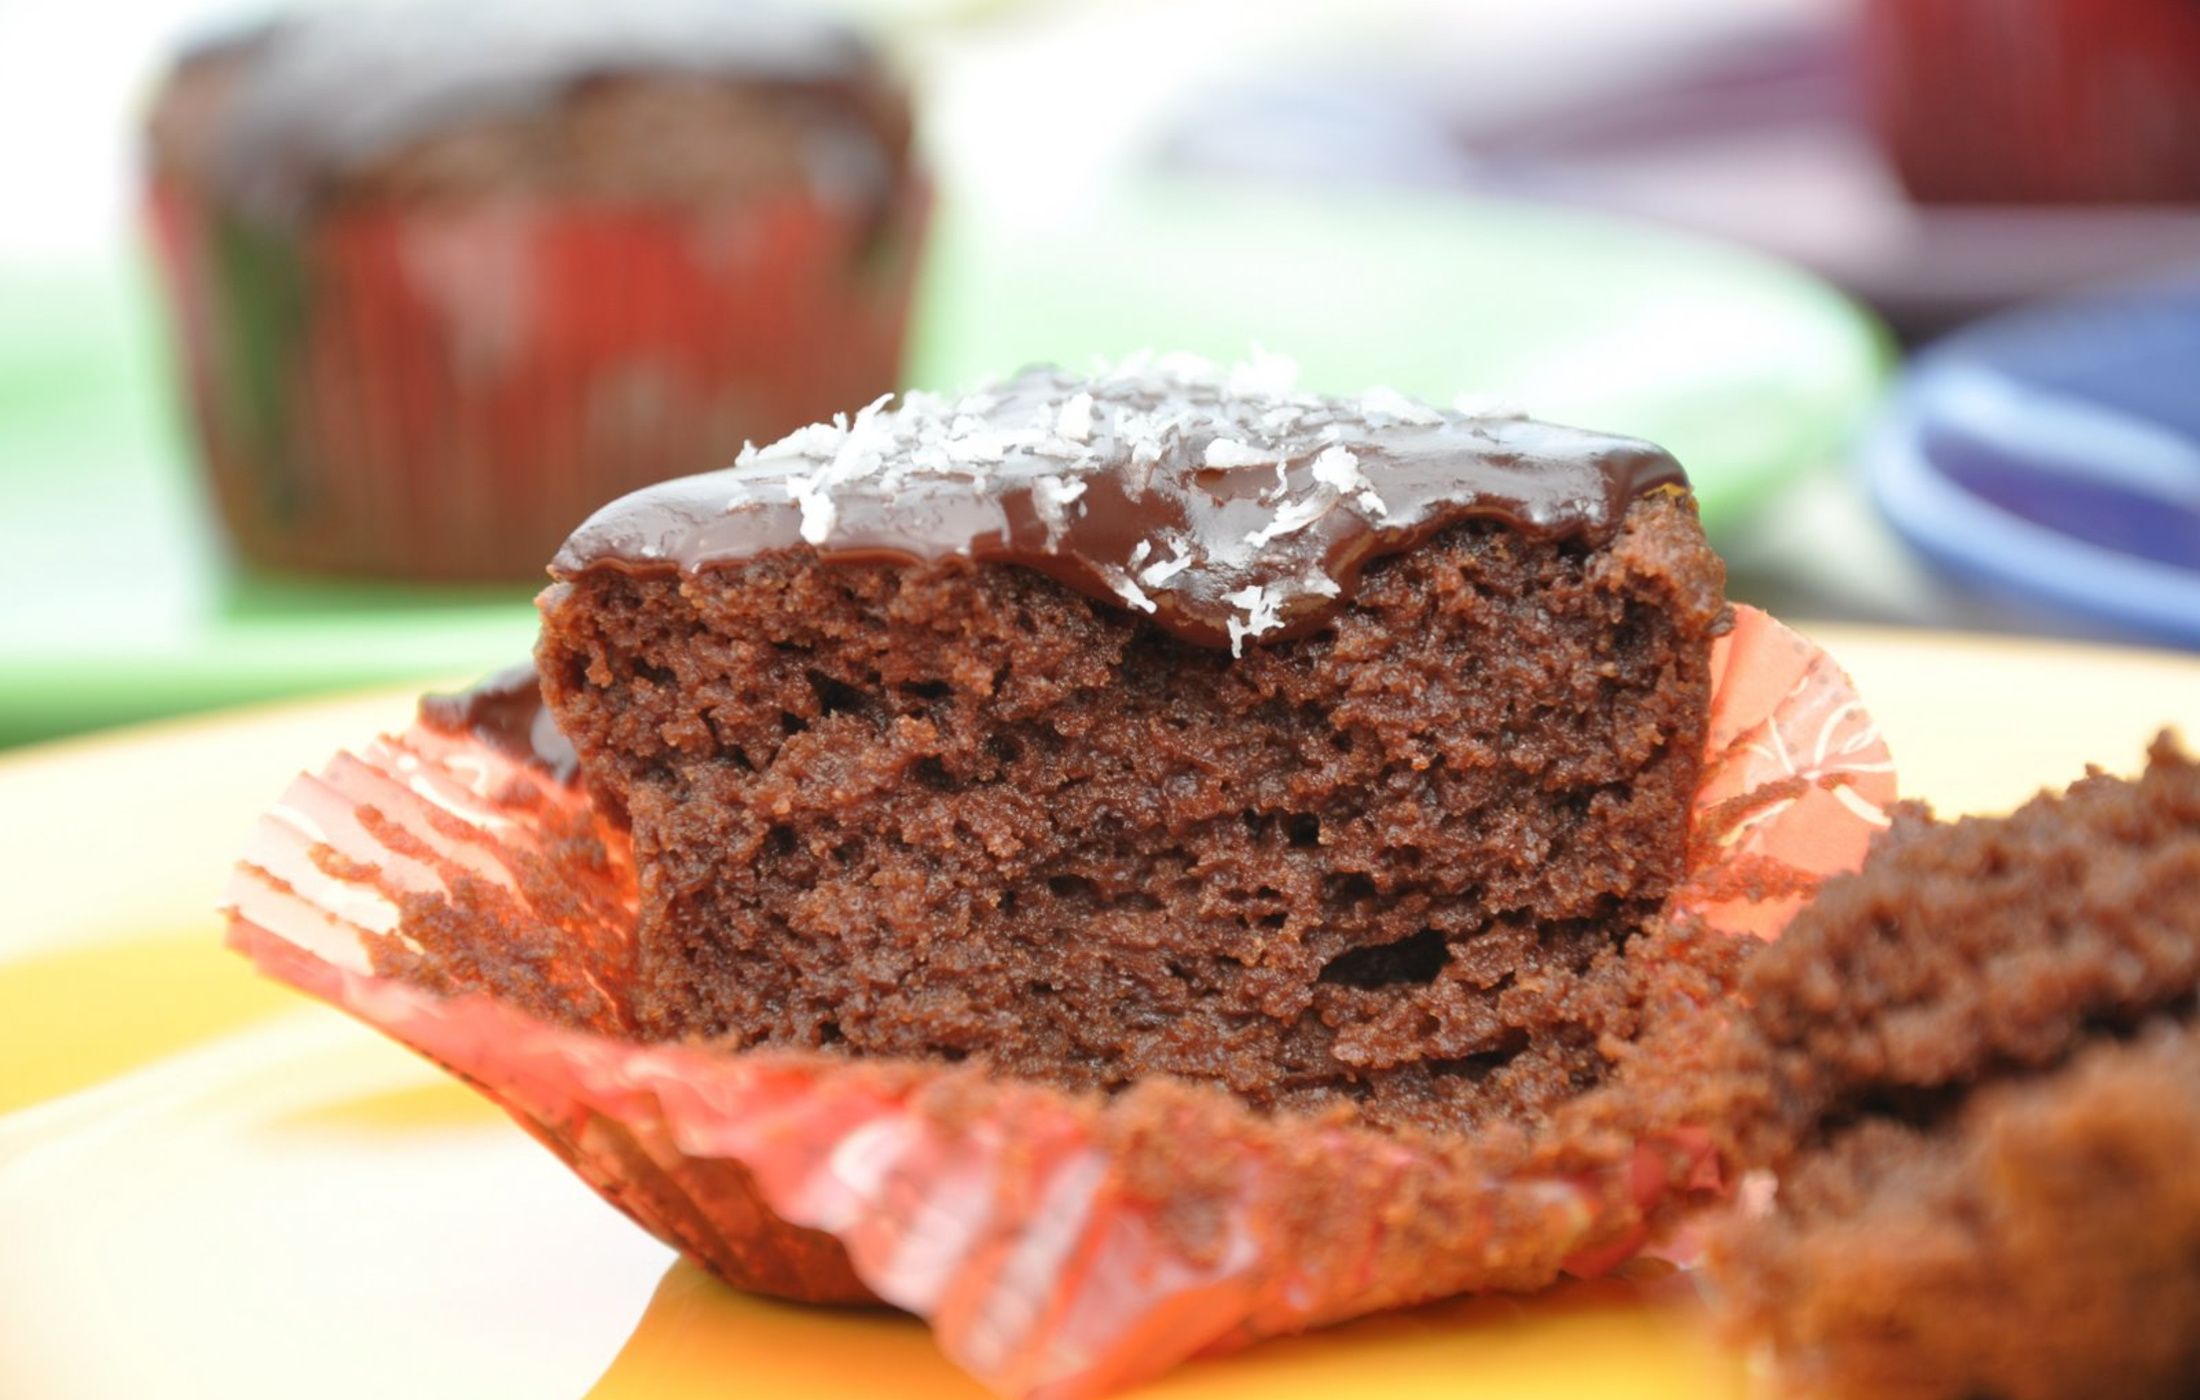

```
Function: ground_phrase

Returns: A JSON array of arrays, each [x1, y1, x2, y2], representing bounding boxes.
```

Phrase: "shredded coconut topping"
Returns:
[[1055, 391, 1096, 444], [1358, 385, 1446, 426], [1245, 493, 1332, 548], [1310, 444, 1368, 495], [1222, 583, 1284, 657], [717, 354, 1539, 653], [1202, 438, 1275, 470], [754, 418, 846, 465], [1031, 474, 1087, 545], [787, 475, 835, 544], [1106, 566, 1158, 613], [1139, 548, 1192, 589]]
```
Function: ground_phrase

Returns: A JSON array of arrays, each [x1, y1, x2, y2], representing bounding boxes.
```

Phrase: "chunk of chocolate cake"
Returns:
[[537, 355, 1727, 1133], [1705, 739, 2200, 1400]]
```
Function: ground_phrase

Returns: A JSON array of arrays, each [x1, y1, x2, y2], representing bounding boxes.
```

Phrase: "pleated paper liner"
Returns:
[[224, 604, 1894, 1399], [147, 184, 926, 581]]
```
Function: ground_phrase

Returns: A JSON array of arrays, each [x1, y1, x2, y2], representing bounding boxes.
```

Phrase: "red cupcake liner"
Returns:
[[223, 605, 1888, 1398], [1674, 606, 1898, 942], [146, 185, 926, 581], [1859, 0, 2200, 204]]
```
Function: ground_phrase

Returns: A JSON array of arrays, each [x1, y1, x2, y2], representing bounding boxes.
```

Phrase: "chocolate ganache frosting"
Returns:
[[207, 0, 906, 227], [550, 353, 1690, 653]]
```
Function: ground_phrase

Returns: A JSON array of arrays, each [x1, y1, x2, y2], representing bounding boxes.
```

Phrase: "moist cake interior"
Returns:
[[538, 362, 1726, 1135], [1706, 739, 2200, 1400]]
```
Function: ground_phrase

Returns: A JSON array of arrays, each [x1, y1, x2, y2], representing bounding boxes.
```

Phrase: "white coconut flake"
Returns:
[[1358, 385, 1445, 426], [1303, 568, 1342, 598], [1245, 493, 1330, 548], [755, 418, 847, 463], [1138, 549, 1192, 589], [1211, 534, 1258, 569], [1106, 567, 1158, 614], [905, 441, 955, 475], [1124, 453, 1160, 499], [787, 476, 835, 544], [815, 393, 897, 485], [1031, 474, 1087, 545], [945, 419, 1009, 465], [1203, 438, 1274, 469], [1029, 435, 1087, 462], [1309, 444, 1367, 494], [1117, 411, 1167, 479], [715, 361, 1461, 591], [1056, 391, 1096, 443], [1222, 583, 1283, 658]]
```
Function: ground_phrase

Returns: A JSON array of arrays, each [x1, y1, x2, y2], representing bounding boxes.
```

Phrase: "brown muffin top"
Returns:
[[550, 356, 1693, 652], [156, 0, 911, 225]]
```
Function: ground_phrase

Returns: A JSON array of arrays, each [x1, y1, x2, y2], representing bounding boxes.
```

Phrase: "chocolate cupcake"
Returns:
[[227, 360, 1902, 1396], [536, 359, 1728, 1131], [145, 0, 926, 581]]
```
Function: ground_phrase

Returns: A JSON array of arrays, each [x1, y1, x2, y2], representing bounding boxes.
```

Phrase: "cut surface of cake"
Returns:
[[1704, 738, 2200, 1400], [536, 356, 1728, 1133]]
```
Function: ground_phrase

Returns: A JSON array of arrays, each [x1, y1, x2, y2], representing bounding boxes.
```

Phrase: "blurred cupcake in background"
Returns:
[[1860, 0, 2200, 205], [145, 0, 927, 581]]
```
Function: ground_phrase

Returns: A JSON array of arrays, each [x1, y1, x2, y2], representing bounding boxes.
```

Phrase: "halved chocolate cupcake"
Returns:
[[537, 356, 1726, 1133], [227, 357, 1895, 1398]]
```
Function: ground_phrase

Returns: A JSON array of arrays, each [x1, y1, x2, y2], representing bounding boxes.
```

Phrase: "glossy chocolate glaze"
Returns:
[[551, 356, 1690, 652], [420, 663, 578, 781], [207, 0, 904, 225]]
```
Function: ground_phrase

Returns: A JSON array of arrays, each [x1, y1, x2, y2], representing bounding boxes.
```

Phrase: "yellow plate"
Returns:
[[4, 627, 2195, 1399]]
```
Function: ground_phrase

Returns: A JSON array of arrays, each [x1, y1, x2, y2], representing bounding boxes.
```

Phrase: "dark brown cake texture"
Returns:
[[534, 354, 1728, 1135], [1702, 738, 2200, 1400]]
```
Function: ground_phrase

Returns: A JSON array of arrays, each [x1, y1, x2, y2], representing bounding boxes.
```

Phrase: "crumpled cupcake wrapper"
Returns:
[[224, 605, 1893, 1398]]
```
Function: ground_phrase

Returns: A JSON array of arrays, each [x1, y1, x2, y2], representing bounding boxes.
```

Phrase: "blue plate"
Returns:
[[1862, 275, 2200, 648]]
